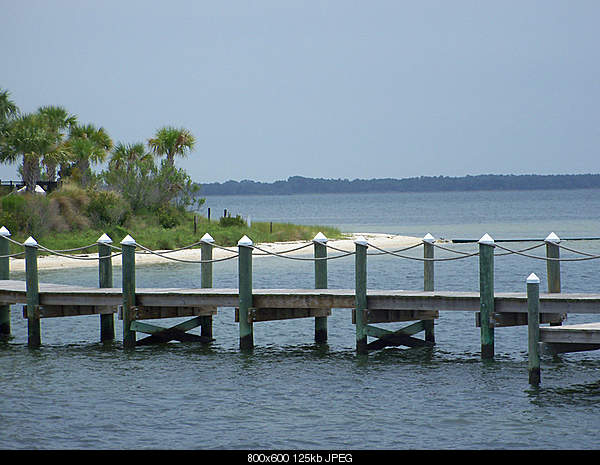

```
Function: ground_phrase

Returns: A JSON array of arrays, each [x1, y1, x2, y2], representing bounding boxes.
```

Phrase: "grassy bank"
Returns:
[[4, 204, 344, 255]]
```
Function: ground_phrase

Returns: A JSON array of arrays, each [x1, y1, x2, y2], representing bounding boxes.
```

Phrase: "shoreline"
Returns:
[[7, 233, 422, 272]]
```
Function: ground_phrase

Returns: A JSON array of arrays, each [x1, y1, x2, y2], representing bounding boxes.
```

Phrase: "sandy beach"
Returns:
[[8, 233, 423, 272]]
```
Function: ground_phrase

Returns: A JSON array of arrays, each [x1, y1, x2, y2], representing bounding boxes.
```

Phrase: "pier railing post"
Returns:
[[527, 273, 541, 386], [313, 232, 328, 343], [545, 232, 562, 326], [355, 236, 368, 354], [238, 235, 254, 350], [478, 233, 495, 359], [423, 233, 435, 343], [97, 234, 114, 342], [25, 236, 41, 348], [200, 233, 214, 338], [121, 235, 137, 348], [0, 227, 11, 341]]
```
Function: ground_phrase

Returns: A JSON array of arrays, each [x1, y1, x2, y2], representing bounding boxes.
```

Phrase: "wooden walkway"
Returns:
[[3, 279, 600, 315]]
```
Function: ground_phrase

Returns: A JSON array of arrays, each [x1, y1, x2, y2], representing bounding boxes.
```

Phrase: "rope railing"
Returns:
[[3, 230, 600, 265]]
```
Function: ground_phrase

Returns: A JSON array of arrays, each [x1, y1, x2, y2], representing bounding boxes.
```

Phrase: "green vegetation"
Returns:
[[0, 88, 343, 254]]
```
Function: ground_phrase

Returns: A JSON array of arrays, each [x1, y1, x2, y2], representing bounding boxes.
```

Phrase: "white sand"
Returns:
[[8, 233, 424, 272]]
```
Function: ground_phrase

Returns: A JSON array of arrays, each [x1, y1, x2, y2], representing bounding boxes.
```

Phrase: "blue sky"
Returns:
[[2, 0, 599, 183]]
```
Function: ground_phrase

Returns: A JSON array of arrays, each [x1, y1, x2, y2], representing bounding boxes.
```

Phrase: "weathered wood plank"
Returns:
[[235, 308, 331, 323]]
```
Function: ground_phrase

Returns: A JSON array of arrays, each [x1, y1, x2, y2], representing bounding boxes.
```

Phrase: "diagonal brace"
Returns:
[[131, 317, 214, 345]]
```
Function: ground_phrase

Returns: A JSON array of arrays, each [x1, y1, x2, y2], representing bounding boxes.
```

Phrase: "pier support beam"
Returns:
[[121, 235, 137, 348], [527, 273, 541, 386], [423, 233, 435, 343], [200, 233, 215, 339], [0, 227, 11, 341], [97, 234, 114, 342], [25, 237, 41, 348], [479, 234, 495, 359], [355, 236, 368, 354], [238, 235, 254, 350], [313, 232, 328, 343]]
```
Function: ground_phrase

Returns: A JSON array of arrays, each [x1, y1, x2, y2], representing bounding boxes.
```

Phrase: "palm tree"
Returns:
[[0, 89, 19, 129], [147, 126, 195, 167], [65, 123, 113, 187], [109, 142, 153, 175], [1, 113, 55, 192], [37, 106, 77, 182]]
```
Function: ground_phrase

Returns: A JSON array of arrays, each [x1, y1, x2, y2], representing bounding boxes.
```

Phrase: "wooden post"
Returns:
[[238, 235, 254, 350], [121, 234, 136, 348], [25, 236, 41, 348], [200, 233, 214, 338], [545, 232, 562, 326], [479, 233, 495, 359], [355, 236, 368, 354], [97, 234, 114, 342], [0, 227, 11, 341], [313, 232, 328, 343], [423, 233, 435, 343], [527, 273, 541, 386]]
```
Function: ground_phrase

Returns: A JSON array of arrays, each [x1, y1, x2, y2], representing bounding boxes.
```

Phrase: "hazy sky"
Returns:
[[2, 0, 599, 183]]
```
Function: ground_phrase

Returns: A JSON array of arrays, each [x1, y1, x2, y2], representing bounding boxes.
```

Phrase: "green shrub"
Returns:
[[86, 189, 129, 227], [219, 214, 247, 227]]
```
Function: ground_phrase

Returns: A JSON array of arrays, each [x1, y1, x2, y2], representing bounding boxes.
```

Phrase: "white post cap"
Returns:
[[0, 226, 11, 237], [120, 234, 136, 246], [238, 235, 253, 247], [478, 233, 495, 245], [313, 232, 328, 243], [24, 236, 38, 247], [544, 232, 561, 244], [354, 235, 369, 246], [527, 273, 540, 284], [97, 233, 113, 244], [200, 233, 215, 243], [423, 233, 435, 243]]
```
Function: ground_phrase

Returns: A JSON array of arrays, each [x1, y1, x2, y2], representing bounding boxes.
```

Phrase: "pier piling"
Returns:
[[238, 235, 254, 350], [355, 236, 368, 354], [423, 233, 435, 343], [527, 273, 541, 386], [200, 233, 214, 338], [313, 232, 328, 343], [97, 234, 114, 342], [121, 235, 137, 348], [479, 233, 495, 359], [25, 237, 40, 348], [0, 227, 11, 341]]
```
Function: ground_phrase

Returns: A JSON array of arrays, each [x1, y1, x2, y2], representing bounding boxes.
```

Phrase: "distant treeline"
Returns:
[[199, 174, 600, 196]]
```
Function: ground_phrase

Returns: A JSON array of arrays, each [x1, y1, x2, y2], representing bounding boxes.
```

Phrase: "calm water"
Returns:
[[2, 189, 600, 450]]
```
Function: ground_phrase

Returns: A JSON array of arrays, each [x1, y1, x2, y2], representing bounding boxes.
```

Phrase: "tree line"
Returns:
[[200, 174, 600, 196]]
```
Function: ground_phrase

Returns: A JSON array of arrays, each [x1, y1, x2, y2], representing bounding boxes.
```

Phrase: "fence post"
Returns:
[[527, 273, 541, 386], [0, 227, 11, 341], [97, 234, 114, 342], [355, 236, 368, 354], [423, 233, 435, 343], [25, 236, 41, 348], [479, 233, 495, 359], [200, 233, 214, 338], [238, 235, 254, 350], [313, 232, 328, 343], [121, 235, 137, 348]]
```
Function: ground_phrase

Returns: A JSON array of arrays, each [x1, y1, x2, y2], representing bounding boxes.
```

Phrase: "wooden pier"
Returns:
[[1, 228, 600, 386]]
